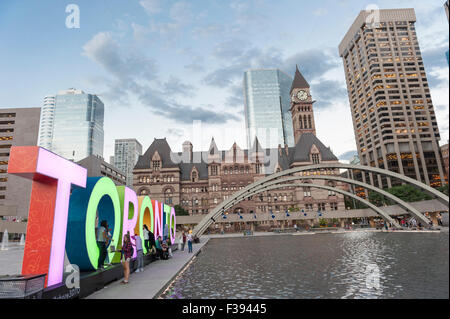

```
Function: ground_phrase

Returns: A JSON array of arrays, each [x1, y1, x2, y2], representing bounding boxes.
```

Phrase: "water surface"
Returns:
[[162, 232, 449, 299]]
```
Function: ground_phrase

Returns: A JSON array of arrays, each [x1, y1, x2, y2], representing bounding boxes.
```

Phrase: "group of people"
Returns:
[[96, 221, 196, 284], [178, 230, 194, 253]]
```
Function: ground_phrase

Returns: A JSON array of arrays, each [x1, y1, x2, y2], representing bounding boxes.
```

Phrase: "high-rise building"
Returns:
[[445, 1, 449, 65], [244, 69, 295, 149], [38, 95, 56, 149], [441, 143, 449, 180], [133, 68, 345, 227], [339, 8, 446, 188], [48, 88, 104, 162], [0, 107, 40, 222], [77, 155, 127, 186], [114, 139, 142, 186]]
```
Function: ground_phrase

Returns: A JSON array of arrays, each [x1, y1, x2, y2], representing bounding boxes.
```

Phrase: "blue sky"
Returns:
[[0, 0, 448, 162]]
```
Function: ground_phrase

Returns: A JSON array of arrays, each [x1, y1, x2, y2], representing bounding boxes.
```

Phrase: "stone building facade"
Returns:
[[133, 68, 345, 221]]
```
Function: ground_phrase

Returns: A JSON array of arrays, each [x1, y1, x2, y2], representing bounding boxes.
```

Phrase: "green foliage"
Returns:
[[174, 205, 189, 216], [319, 218, 327, 226], [344, 196, 368, 209], [437, 184, 449, 196], [288, 205, 299, 212], [369, 184, 433, 206]]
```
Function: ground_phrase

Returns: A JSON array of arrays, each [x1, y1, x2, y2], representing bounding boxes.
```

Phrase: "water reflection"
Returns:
[[161, 232, 449, 299]]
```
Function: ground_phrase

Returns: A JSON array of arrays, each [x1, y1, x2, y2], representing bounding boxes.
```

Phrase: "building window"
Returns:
[[164, 188, 173, 205], [303, 187, 311, 197], [311, 154, 320, 164], [152, 160, 160, 171], [330, 202, 338, 211], [211, 166, 218, 176], [192, 171, 197, 182]]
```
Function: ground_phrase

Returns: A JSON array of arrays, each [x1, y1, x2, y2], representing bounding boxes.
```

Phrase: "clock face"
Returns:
[[297, 90, 308, 101]]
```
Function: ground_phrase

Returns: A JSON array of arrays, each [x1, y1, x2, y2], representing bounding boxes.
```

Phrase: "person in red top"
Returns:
[[181, 231, 186, 251], [121, 233, 133, 284]]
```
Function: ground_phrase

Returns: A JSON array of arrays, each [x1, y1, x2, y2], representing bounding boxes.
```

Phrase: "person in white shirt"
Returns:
[[187, 230, 193, 253], [132, 234, 144, 272], [143, 225, 150, 254]]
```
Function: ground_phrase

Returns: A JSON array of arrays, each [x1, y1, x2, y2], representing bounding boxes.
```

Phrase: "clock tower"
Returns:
[[290, 65, 316, 144]]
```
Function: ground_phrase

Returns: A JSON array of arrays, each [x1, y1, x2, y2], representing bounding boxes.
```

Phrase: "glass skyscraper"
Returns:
[[244, 69, 294, 149], [49, 88, 104, 162], [114, 138, 143, 186], [38, 95, 56, 150]]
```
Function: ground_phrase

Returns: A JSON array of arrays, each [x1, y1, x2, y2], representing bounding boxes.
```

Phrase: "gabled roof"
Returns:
[[290, 65, 310, 93], [250, 137, 263, 154], [208, 137, 219, 156], [134, 138, 178, 169], [134, 133, 338, 178], [290, 133, 338, 163]]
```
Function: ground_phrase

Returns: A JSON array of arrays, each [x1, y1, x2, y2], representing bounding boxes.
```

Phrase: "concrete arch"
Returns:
[[198, 183, 400, 236], [193, 164, 448, 237], [261, 164, 448, 205], [222, 175, 430, 226]]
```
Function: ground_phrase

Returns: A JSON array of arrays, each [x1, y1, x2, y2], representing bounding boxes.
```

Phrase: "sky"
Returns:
[[0, 0, 448, 163]]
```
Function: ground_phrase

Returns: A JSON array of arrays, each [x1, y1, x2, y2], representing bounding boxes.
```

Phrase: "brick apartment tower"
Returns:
[[339, 8, 446, 188]]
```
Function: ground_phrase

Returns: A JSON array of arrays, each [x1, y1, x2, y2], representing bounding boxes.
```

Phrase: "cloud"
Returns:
[[203, 43, 344, 112], [139, 0, 163, 15], [338, 150, 358, 161], [82, 32, 238, 124]]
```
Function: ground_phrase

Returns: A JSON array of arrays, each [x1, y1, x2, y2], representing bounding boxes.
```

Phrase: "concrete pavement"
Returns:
[[87, 239, 210, 299]]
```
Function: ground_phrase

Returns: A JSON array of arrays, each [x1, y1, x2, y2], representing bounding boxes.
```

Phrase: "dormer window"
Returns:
[[152, 160, 160, 171], [191, 171, 198, 182], [311, 154, 320, 164]]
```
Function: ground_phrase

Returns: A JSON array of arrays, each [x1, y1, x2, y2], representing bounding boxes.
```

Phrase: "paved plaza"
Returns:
[[87, 239, 209, 299]]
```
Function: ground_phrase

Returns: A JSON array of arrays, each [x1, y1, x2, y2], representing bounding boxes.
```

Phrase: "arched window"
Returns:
[[299, 115, 303, 129], [304, 115, 308, 128], [191, 171, 197, 182], [140, 189, 148, 195], [164, 188, 173, 205]]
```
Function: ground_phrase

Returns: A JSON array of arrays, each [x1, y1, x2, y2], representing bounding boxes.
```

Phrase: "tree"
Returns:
[[437, 184, 449, 196], [174, 205, 189, 216]]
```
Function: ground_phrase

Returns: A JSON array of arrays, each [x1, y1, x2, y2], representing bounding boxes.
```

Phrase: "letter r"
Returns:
[[7, 146, 87, 287]]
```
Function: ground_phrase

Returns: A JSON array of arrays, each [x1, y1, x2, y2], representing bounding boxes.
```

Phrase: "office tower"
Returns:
[[445, 1, 449, 65], [77, 155, 127, 186], [441, 143, 449, 180], [339, 8, 446, 188], [114, 138, 142, 186], [49, 88, 104, 162], [38, 95, 56, 149], [244, 69, 294, 149], [0, 107, 40, 221]]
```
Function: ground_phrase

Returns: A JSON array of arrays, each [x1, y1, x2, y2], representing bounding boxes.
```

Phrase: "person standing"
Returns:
[[187, 230, 193, 253], [133, 234, 144, 272], [104, 225, 113, 266], [155, 236, 163, 259], [148, 229, 156, 255], [181, 231, 186, 251], [96, 220, 108, 269], [120, 233, 133, 284], [143, 225, 150, 254]]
